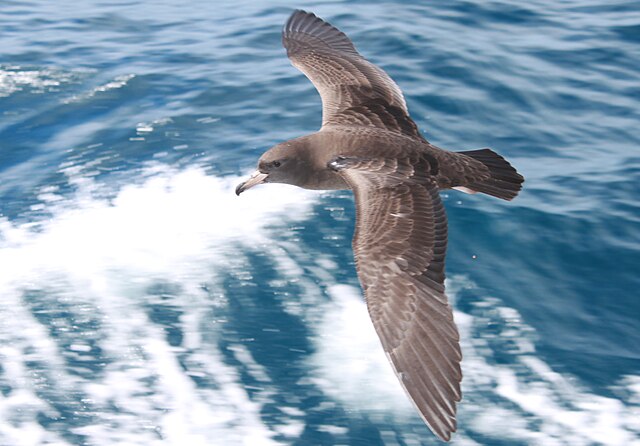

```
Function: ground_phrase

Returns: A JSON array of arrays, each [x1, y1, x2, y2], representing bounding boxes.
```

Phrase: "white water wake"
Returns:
[[0, 165, 637, 445]]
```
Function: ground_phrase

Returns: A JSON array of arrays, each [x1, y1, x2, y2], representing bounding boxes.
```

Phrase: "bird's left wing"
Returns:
[[329, 154, 462, 442]]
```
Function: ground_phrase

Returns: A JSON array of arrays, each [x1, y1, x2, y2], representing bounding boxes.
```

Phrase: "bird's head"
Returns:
[[235, 139, 310, 195]]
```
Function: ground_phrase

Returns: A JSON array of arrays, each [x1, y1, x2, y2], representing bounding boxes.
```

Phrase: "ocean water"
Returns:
[[1, 1, 639, 445]]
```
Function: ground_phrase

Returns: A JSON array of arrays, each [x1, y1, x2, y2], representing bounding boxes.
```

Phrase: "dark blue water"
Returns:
[[1, 1, 639, 445]]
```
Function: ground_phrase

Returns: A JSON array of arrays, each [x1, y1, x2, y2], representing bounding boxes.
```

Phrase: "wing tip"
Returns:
[[283, 9, 324, 36], [282, 9, 358, 55], [414, 398, 458, 442], [284, 9, 313, 31], [418, 404, 458, 442], [387, 347, 461, 442]]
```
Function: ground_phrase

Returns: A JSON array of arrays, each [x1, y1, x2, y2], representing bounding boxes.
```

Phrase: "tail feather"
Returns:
[[458, 149, 524, 201]]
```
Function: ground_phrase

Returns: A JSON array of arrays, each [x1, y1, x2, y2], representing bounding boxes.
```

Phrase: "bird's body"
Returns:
[[236, 10, 524, 442], [254, 127, 498, 193]]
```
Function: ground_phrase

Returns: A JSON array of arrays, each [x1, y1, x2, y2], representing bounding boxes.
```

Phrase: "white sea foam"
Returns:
[[0, 66, 76, 98], [1, 164, 638, 445], [63, 74, 135, 103], [309, 284, 415, 418], [0, 165, 318, 446]]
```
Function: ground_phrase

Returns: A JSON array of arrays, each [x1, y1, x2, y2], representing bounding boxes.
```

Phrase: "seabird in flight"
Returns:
[[236, 10, 524, 441]]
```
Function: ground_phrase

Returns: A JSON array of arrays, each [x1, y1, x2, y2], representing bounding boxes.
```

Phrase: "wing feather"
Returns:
[[283, 10, 425, 140], [330, 154, 462, 442]]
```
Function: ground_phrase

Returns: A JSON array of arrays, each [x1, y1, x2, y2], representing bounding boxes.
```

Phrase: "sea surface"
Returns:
[[1, 1, 639, 445]]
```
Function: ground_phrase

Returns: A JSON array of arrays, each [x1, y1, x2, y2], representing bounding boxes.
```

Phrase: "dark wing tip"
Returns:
[[282, 9, 358, 55], [284, 9, 314, 31], [432, 414, 457, 442]]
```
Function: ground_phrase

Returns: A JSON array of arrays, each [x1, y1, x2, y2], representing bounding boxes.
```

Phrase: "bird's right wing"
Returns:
[[329, 154, 462, 442], [282, 10, 425, 140]]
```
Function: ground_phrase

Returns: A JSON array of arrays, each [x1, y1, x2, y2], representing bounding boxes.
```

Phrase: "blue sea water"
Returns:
[[1, 0, 639, 444]]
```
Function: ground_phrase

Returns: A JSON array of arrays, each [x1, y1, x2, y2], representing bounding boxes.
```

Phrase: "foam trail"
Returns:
[[0, 65, 77, 98], [0, 164, 318, 445], [309, 285, 415, 417], [1, 164, 638, 445]]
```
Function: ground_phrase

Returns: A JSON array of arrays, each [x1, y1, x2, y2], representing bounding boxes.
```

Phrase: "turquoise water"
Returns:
[[1, 1, 639, 445]]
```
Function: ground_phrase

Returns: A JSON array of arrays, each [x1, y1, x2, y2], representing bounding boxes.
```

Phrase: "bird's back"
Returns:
[[307, 127, 491, 192]]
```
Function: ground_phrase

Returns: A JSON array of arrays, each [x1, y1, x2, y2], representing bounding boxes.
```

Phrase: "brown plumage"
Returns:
[[236, 10, 524, 442]]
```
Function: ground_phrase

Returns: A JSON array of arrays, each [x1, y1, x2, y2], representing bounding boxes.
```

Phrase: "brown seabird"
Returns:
[[236, 10, 524, 442]]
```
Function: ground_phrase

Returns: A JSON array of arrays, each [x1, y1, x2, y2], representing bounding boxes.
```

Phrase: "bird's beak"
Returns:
[[235, 171, 268, 195]]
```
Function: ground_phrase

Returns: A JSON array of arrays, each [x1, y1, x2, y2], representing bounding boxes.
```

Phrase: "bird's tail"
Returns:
[[457, 149, 524, 201]]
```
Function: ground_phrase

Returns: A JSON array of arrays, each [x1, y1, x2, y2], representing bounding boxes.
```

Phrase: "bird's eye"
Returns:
[[272, 161, 281, 168]]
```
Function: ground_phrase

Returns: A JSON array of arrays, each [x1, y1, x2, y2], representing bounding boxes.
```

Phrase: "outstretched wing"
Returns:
[[282, 10, 425, 140], [330, 154, 462, 442]]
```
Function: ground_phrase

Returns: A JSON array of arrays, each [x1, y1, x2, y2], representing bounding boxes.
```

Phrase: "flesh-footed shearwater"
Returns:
[[236, 10, 524, 442]]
